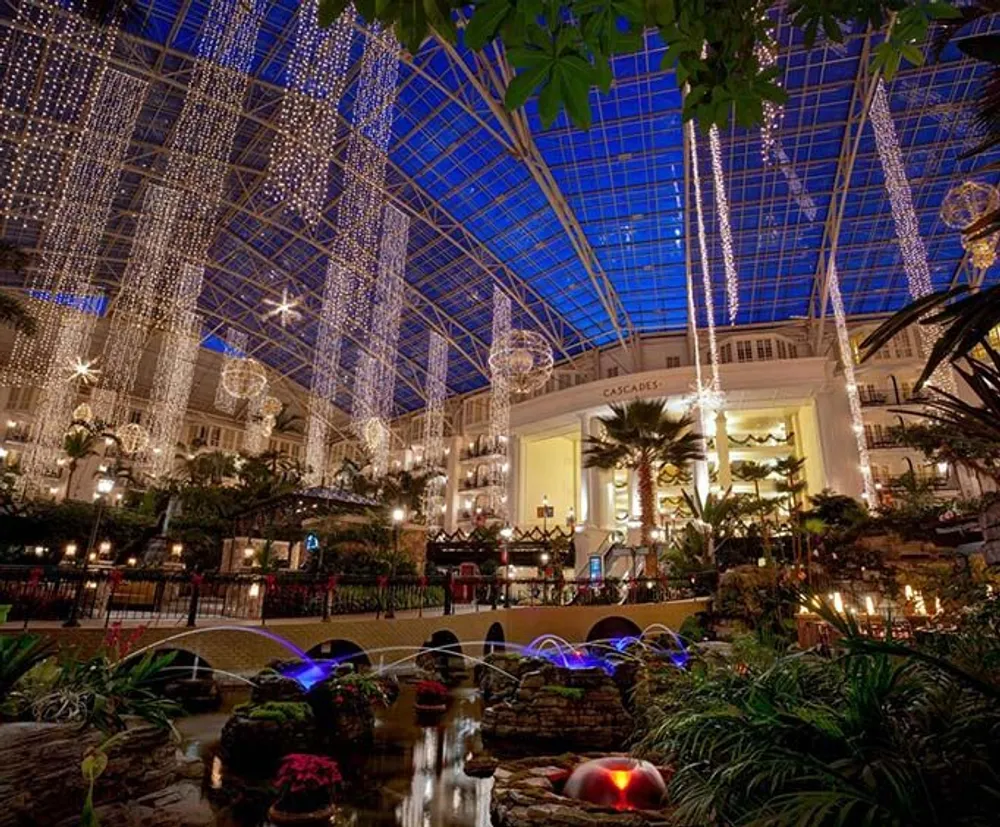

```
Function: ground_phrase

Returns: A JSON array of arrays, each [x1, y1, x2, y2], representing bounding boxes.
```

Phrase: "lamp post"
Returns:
[[388, 506, 405, 619], [64, 477, 113, 627], [500, 524, 513, 607], [541, 494, 550, 533]]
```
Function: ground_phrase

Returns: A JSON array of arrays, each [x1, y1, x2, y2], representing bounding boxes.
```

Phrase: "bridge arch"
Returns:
[[483, 621, 505, 655], [307, 638, 371, 668], [585, 616, 642, 644]]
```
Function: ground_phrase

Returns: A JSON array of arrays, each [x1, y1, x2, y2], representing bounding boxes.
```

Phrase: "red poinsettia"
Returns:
[[273, 753, 342, 813], [415, 680, 449, 705]]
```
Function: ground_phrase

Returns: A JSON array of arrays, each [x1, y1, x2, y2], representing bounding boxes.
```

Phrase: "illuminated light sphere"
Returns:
[[940, 180, 1000, 270], [260, 395, 283, 418], [564, 757, 667, 811], [489, 329, 554, 395], [221, 357, 268, 399], [117, 423, 150, 455], [72, 403, 93, 423]]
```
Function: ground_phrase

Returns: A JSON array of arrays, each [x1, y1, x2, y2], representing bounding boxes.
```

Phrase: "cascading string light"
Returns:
[[305, 24, 401, 483], [331, 24, 401, 330], [5, 66, 146, 386], [214, 327, 249, 415], [0, 0, 114, 225], [243, 382, 270, 455], [267, 0, 355, 226], [147, 310, 202, 477], [708, 123, 739, 325], [828, 261, 877, 504], [686, 118, 721, 394], [489, 288, 512, 520], [753, 11, 783, 163], [423, 331, 448, 532], [91, 184, 181, 426], [869, 79, 955, 392]]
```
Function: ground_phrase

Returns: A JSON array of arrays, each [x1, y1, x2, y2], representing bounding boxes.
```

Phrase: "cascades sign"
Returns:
[[602, 379, 661, 400]]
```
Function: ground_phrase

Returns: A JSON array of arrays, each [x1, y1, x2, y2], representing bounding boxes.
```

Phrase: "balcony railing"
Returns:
[[0, 567, 713, 628]]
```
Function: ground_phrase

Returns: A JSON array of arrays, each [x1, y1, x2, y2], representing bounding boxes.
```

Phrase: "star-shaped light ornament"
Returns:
[[67, 357, 100, 386], [263, 287, 302, 328]]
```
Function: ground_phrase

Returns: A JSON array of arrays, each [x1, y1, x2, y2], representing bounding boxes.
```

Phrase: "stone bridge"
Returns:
[[17, 599, 708, 677]]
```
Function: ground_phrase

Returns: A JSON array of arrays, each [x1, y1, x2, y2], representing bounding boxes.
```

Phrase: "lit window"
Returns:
[[607, 366, 620, 378], [737, 341, 753, 363], [666, 355, 681, 369], [756, 339, 774, 361], [720, 343, 732, 364], [777, 340, 787, 360]]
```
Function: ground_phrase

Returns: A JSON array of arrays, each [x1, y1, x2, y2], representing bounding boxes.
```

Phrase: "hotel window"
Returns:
[[720, 343, 733, 364], [777, 339, 787, 359], [666, 355, 681, 369], [221, 428, 237, 451], [208, 426, 221, 447], [7, 387, 37, 411], [736, 340, 753, 363], [558, 374, 572, 390], [892, 333, 913, 359], [607, 365, 620, 378], [756, 339, 774, 361], [788, 343, 798, 358], [128, 409, 143, 425]]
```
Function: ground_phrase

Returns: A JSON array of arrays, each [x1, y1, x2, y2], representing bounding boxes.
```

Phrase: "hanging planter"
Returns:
[[413, 679, 449, 715]]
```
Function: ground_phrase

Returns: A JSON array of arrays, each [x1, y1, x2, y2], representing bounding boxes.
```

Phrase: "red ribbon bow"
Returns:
[[108, 569, 124, 588], [417, 575, 428, 590], [28, 567, 42, 587], [265, 574, 277, 591], [326, 575, 339, 592], [191, 573, 204, 587], [377, 575, 389, 589]]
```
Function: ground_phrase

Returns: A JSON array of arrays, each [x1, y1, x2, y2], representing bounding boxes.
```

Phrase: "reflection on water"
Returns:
[[177, 683, 492, 827]]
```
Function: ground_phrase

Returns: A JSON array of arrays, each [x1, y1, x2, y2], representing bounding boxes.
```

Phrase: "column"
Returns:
[[443, 435, 461, 532], [506, 434, 520, 525], [716, 411, 731, 489]]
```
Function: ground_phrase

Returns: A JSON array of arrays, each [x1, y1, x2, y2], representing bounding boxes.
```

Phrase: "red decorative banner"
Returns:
[[417, 575, 428, 590], [27, 567, 43, 587], [377, 575, 389, 589], [191, 573, 204, 587], [326, 575, 339, 592], [108, 569, 124, 588]]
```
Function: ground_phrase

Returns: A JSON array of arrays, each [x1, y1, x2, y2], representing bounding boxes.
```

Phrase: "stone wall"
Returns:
[[0, 720, 206, 827], [481, 664, 633, 751]]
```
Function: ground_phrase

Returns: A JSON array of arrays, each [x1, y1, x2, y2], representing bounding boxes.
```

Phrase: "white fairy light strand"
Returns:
[[423, 331, 448, 532], [0, 0, 114, 224], [828, 261, 877, 504], [754, 15, 783, 162], [869, 79, 954, 391], [489, 288, 511, 519], [214, 327, 249, 415], [243, 383, 270, 455], [330, 25, 401, 329], [91, 184, 181, 425], [147, 310, 202, 477], [267, 0, 355, 225], [5, 66, 146, 386], [369, 204, 409, 420], [708, 123, 740, 324], [686, 119, 721, 394]]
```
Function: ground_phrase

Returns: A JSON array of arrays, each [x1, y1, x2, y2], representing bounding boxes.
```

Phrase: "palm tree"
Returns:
[[271, 404, 304, 435], [732, 459, 773, 499], [62, 421, 117, 499], [583, 399, 704, 574]]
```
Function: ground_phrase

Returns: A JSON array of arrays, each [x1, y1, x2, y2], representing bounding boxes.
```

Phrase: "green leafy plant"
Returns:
[[0, 634, 53, 704], [542, 684, 585, 701], [234, 700, 313, 723]]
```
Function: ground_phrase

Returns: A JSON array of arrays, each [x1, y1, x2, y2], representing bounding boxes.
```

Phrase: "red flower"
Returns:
[[108, 569, 124, 588], [417, 575, 428, 589], [274, 753, 342, 796], [334, 695, 344, 704], [326, 575, 339, 592], [377, 575, 389, 589], [415, 680, 449, 703]]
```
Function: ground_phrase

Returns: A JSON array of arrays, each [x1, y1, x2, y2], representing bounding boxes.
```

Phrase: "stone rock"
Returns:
[[306, 677, 375, 748], [62, 781, 215, 827], [219, 711, 315, 772], [481, 664, 633, 751], [0, 721, 181, 827], [250, 666, 309, 704], [465, 752, 500, 778]]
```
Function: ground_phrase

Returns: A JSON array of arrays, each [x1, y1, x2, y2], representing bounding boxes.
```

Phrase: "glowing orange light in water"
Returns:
[[610, 770, 631, 791]]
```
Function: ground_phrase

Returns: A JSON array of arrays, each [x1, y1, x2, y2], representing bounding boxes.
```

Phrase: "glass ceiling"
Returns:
[[0, 0, 997, 416]]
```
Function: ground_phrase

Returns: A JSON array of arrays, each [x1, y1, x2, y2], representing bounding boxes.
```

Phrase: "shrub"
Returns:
[[234, 701, 312, 723], [543, 685, 585, 701]]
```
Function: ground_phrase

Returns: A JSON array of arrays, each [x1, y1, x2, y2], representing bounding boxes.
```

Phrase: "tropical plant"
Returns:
[[233, 700, 313, 723], [731, 459, 773, 498], [317, 0, 955, 131], [271, 403, 304, 436], [584, 400, 704, 574], [0, 634, 53, 704], [637, 615, 1000, 827]]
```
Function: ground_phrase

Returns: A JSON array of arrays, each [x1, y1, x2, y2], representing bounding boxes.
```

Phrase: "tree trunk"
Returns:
[[637, 459, 658, 576], [980, 497, 1000, 565], [64, 463, 76, 501]]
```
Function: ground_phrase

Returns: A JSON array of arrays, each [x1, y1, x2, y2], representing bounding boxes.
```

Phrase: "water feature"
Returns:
[[177, 681, 492, 827]]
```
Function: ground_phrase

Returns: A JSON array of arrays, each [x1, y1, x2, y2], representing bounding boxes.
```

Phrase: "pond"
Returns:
[[176, 682, 492, 827]]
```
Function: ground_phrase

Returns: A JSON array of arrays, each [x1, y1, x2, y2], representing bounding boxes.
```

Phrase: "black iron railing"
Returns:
[[0, 566, 713, 628]]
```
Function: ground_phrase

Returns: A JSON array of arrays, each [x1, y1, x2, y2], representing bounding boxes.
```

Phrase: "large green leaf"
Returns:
[[464, 0, 513, 51], [504, 63, 550, 111], [317, 0, 351, 27]]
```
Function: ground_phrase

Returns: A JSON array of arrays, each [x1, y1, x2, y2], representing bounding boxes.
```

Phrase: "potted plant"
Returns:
[[268, 753, 342, 825], [413, 679, 449, 714]]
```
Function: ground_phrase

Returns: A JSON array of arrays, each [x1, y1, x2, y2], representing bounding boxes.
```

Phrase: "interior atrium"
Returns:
[[1, 1, 999, 826]]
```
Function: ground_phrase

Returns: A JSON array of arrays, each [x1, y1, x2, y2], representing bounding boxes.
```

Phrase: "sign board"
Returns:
[[304, 533, 320, 553], [536, 506, 555, 518]]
